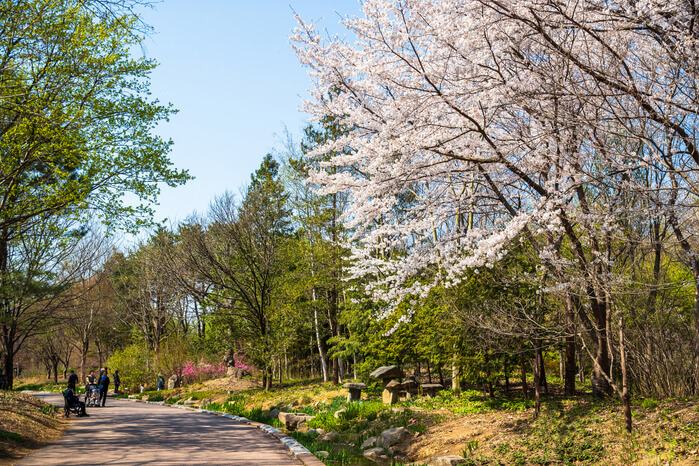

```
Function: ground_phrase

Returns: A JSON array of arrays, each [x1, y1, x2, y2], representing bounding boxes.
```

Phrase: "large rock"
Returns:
[[421, 383, 444, 397], [363, 447, 389, 463], [227, 367, 251, 378], [432, 456, 468, 466], [377, 426, 410, 448], [370, 365, 404, 380], [343, 382, 367, 390], [361, 436, 377, 449], [269, 407, 281, 419], [320, 430, 339, 442], [383, 380, 401, 405], [343, 382, 367, 402], [167, 374, 178, 390], [278, 412, 314, 431]]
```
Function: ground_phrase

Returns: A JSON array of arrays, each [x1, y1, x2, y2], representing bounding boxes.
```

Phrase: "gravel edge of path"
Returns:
[[125, 398, 325, 466]]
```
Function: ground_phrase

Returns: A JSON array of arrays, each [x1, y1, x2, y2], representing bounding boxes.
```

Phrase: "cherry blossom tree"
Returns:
[[293, 0, 699, 427]]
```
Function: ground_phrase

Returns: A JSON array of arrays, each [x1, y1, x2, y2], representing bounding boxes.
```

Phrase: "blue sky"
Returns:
[[137, 1, 360, 225]]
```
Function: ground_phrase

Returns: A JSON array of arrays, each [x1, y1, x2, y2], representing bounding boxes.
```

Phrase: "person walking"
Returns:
[[97, 368, 110, 407], [113, 370, 121, 393], [67, 369, 78, 392], [157, 375, 164, 391]]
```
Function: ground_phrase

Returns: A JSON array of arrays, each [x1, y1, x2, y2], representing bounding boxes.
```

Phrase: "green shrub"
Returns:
[[105, 345, 154, 392], [641, 398, 659, 410], [147, 393, 164, 402], [307, 411, 339, 431], [223, 400, 246, 416]]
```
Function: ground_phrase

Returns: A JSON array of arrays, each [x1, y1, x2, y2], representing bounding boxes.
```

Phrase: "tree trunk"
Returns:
[[426, 360, 432, 384], [559, 348, 564, 381], [451, 346, 460, 392], [329, 289, 340, 385], [310, 336, 315, 379], [565, 294, 578, 396], [532, 352, 541, 418], [536, 347, 548, 395], [3, 352, 13, 390], [0, 233, 13, 390], [338, 355, 344, 384], [619, 314, 632, 433], [80, 339, 89, 384], [562, 294, 580, 396], [95, 339, 104, 371], [504, 359, 510, 393], [313, 300, 328, 382], [590, 298, 612, 397], [520, 350, 528, 400], [485, 350, 494, 397]]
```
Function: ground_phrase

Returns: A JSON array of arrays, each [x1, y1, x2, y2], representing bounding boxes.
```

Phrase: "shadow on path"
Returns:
[[19, 394, 300, 465]]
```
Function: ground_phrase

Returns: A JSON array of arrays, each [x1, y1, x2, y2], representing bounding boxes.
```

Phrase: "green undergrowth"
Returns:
[[404, 389, 539, 415], [14, 381, 65, 393], [205, 394, 284, 427], [183, 389, 224, 400]]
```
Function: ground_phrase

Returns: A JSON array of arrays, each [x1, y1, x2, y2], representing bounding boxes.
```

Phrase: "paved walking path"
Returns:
[[20, 394, 302, 465]]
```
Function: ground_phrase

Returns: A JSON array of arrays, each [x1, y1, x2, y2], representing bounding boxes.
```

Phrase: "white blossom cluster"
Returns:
[[292, 0, 699, 318]]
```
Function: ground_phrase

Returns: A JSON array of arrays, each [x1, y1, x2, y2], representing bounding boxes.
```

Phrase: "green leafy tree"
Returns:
[[0, 0, 190, 387], [180, 155, 291, 390], [286, 118, 351, 383]]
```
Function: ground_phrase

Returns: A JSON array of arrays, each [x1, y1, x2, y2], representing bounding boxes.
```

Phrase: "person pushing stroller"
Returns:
[[84, 370, 99, 407]]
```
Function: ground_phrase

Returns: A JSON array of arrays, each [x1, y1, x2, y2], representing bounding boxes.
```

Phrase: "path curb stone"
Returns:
[[126, 398, 324, 465]]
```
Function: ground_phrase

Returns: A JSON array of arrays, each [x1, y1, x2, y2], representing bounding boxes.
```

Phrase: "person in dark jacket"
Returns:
[[97, 369, 110, 407], [67, 369, 78, 391], [63, 387, 87, 416], [113, 370, 121, 393]]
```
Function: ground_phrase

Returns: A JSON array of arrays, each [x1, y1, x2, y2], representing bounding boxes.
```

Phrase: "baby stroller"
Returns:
[[84, 383, 100, 407]]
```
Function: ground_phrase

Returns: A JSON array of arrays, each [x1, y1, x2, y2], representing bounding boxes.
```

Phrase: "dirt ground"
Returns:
[[0, 391, 66, 465], [178, 376, 262, 397], [403, 399, 699, 465]]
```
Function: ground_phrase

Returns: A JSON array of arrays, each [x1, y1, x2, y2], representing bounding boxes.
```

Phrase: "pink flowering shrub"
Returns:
[[181, 360, 227, 384], [230, 352, 251, 372]]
